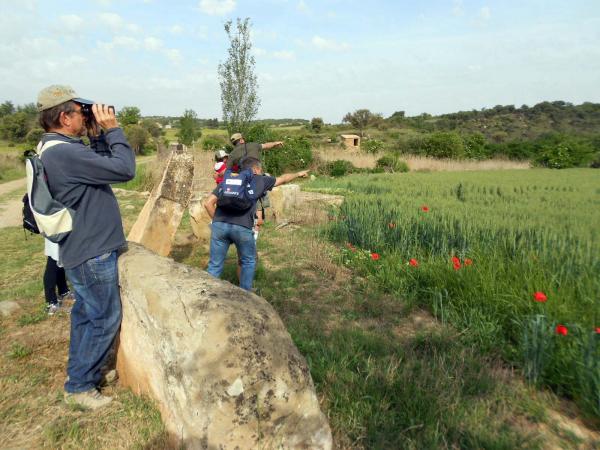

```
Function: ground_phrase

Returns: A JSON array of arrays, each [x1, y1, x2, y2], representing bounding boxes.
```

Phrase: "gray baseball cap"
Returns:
[[215, 149, 228, 159], [37, 84, 94, 111]]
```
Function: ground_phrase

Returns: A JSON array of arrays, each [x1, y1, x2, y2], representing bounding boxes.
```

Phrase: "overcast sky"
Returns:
[[1, 0, 599, 123]]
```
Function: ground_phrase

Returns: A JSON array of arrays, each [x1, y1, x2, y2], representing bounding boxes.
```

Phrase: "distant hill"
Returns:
[[389, 101, 600, 142]]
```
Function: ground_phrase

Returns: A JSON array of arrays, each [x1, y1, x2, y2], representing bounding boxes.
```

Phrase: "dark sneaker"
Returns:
[[64, 389, 112, 410]]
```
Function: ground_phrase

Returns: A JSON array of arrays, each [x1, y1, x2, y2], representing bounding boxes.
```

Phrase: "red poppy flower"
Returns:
[[388, 222, 396, 229], [595, 327, 600, 334], [409, 258, 419, 267], [464, 258, 473, 266], [421, 205, 430, 212], [453, 262, 461, 271], [370, 253, 380, 261], [533, 291, 547, 303], [451, 256, 460, 265], [555, 324, 568, 336]]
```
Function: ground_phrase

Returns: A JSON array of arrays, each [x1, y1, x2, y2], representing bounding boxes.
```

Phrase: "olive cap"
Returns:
[[36, 84, 93, 111]]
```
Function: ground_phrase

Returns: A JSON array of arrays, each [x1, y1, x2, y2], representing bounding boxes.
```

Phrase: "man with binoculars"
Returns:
[[36, 84, 135, 409]]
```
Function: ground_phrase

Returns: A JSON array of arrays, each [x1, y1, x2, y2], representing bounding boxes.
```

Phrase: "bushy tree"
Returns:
[[310, 117, 324, 133], [218, 18, 260, 135], [177, 109, 202, 146], [463, 133, 490, 159], [0, 112, 29, 141], [124, 124, 150, 154], [117, 106, 141, 126], [140, 119, 164, 140], [342, 109, 382, 137], [408, 132, 465, 158], [534, 134, 594, 169], [0, 101, 15, 117], [26, 128, 44, 146]]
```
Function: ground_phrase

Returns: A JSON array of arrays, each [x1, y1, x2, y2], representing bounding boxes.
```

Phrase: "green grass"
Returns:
[[188, 225, 566, 448], [307, 168, 600, 418], [0, 140, 26, 183]]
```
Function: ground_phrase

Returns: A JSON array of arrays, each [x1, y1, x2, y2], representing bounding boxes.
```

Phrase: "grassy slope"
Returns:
[[0, 169, 598, 448]]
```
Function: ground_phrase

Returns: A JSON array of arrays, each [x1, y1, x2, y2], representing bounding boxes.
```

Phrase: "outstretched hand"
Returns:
[[297, 170, 310, 178], [92, 104, 119, 130]]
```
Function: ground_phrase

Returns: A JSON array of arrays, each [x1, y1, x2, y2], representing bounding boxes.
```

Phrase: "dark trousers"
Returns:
[[43, 256, 68, 305]]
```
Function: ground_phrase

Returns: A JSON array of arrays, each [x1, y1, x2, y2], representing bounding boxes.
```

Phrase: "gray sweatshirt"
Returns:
[[40, 128, 135, 269]]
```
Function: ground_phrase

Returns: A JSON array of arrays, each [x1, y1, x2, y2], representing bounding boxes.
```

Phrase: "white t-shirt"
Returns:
[[44, 238, 60, 264]]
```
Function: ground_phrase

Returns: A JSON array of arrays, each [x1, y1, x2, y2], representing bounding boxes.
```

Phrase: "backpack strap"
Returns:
[[36, 139, 67, 156]]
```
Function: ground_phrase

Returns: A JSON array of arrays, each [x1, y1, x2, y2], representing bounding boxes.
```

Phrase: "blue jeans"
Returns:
[[64, 251, 122, 393], [207, 221, 256, 291]]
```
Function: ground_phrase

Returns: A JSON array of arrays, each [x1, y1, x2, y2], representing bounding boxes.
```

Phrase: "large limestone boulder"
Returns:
[[269, 185, 344, 225], [128, 144, 194, 256], [117, 243, 332, 449], [188, 196, 212, 243], [268, 185, 300, 224]]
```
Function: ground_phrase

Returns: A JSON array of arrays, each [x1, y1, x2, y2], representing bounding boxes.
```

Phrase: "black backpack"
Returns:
[[22, 193, 39, 234]]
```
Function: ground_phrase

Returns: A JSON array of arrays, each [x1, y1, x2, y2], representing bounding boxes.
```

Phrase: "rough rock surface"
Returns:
[[269, 187, 343, 225], [128, 144, 194, 256], [188, 195, 211, 243], [116, 243, 332, 449], [188, 185, 343, 242]]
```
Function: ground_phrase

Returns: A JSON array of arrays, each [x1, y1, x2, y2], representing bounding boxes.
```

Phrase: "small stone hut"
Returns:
[[340, 134, 360, 148]]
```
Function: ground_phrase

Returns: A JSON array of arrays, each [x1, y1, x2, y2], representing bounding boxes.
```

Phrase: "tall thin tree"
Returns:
[[218, 18, 260, 136]]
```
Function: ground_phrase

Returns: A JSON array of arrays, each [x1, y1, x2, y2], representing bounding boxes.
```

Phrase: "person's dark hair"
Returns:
[[242, 157, 261, 171], [38, 101, 78, 131]]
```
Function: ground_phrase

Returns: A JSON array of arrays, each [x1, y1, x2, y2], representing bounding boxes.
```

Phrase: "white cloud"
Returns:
[[99, 12, 125, 30], [58, 14, 85, 33], [297, 0, 309, 13], [170, 24, 184, 35], [312, 36, 349, 51], [144, 37, 164, 51], [452, 0, 464, 17], [273, 50, 295, 60], [127, 23, 142, 33], [165, 49, 183, 64], [198, 0, 236, 16], [479, 6, 491, 21], [254, 47, 267, 56], [98, 35, 140, 51]]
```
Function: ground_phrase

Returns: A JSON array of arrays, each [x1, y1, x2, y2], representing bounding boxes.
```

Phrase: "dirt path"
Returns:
[[0, 155, 157, 230], [0, 177, 26, 228]]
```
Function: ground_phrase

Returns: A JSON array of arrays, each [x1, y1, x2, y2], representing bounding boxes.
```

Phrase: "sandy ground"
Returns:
[[0, 177, 26, 228]]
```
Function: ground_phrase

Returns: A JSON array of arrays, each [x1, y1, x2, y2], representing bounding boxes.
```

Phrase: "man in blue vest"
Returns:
[[36, 84, 135, 409], [203, 157, 308, 291]]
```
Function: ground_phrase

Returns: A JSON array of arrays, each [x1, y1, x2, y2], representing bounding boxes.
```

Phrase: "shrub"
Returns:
[[245, 123, 279, 144], [376, 154, 409, 173], [328, 160, 355, 177], [26, 128, 44, 146], [362, 139, 385, 154], [423, 132, 465, 158], [463, 133, 491, 159], [485, 141, 537, 160], [263, 136, 312, 175], [202, 135, 227, 152], [534, 134, 594, 169]]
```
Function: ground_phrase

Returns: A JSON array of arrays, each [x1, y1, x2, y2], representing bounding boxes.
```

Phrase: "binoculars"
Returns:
[[81, 104, 116, 121]]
